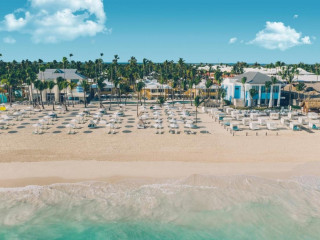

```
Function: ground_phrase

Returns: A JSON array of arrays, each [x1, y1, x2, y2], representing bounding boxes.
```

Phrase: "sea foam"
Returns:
[[0, 175, 319, 239]]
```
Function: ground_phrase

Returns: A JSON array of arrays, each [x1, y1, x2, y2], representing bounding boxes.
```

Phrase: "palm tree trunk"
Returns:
[[196, 107, 198, 123], [40, 91, 44, 109], [288, 85, 292, 107]]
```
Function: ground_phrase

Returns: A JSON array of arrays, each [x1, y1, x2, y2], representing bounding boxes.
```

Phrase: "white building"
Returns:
[[222, 72, 282, 107], [35, 69, 88, 102]]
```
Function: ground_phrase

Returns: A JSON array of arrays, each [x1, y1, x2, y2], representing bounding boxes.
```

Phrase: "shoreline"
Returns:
[[0, 160, 320, 188]]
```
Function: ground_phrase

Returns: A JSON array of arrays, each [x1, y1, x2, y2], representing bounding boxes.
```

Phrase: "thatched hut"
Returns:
[[300, 99, 320, 113]]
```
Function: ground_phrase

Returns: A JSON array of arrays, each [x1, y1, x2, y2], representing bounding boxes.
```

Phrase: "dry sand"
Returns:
[[0, 104, 319, 187]]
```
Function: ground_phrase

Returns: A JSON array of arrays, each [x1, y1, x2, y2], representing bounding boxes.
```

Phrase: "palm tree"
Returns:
[[112, 55, 120, 82], [214, 70, 223, 107], [80, 80, 90, 108], [194, 96, 204, 123], [264, 81, 272, 107], [295, 82, 306, 102], [69, 53, 73, 67], [97, 78, 106, 108], [280, 68, 294, 106], [69, 82, 78, 107], [205, 79, 212, 99], [136, 81, 145, 116], [120, 82, 131, 105], [47, 80, 56, 110], [249, 88, 258, 107], [62, 80, 69, 110], [56, 76, 65, 105], [34, 80, 45, 109], [188, 79, 194, 106], [25, 68, 37, 105], [113, 77, 121, 105], [33, 79, 41, 106], [241, 77, 247, 106], [157, 96, 165, 107], [62, 57, 68, 84], [269, 77, 277, 108]]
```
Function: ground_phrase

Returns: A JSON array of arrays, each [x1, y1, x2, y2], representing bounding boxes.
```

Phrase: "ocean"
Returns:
[[0, 175, 319, 240]]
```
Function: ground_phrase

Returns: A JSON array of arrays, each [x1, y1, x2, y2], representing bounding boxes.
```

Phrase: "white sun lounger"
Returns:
[[267, 122, 278, 130], [249, 122, 260, 130]]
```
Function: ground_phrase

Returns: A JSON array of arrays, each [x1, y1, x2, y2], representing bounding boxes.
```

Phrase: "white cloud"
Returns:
[[293, 14, 299, 19], [229, 37, 237, 44], [0, 0, 107, 43], [3, 36, 16, 44], [249, 21, 312, 51]]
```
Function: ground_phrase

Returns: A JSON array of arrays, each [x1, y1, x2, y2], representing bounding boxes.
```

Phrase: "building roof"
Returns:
[[195, 80, 218, 89], [284, 82, 320, 93], [233, 72, 275, 85], [38, 69, 87, 81]]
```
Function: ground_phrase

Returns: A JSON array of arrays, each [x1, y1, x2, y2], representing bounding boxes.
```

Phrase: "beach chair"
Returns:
[[250, 113, 259, 121], [226, 107, 234, 114], [288, 112, 298, 120], [230, 123, 240, 131], [307, 112, 319, 120], [88, 120, 97, 129], [249, 122, 259, 130], [242, 118, 250, 126], [298, 117, 308, 125], [236, 113, 245, 121], [223, 117, 232, 126], [267, 122, 278, 130], [270, 113, 280, 120], [66, 124, 76, 134], [280, 117, 290, 126], [290, 122, 300, 131], [258, 117, 267, 126], [309, 122, 320, 130]]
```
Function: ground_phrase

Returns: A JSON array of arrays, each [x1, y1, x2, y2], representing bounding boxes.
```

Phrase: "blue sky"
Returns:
[[0, 0, 319, 63]]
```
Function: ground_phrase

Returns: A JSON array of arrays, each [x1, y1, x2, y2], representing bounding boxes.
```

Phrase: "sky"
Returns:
[[0, 0, 319, 64]]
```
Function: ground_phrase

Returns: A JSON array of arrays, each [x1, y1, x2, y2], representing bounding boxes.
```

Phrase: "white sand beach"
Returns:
[[1, 104, 320, 187]]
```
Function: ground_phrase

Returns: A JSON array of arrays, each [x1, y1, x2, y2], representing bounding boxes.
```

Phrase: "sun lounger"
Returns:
[[242, 118, 250, 126], [298, 117, 308, 125], [288, 112, 298, 120], [308, 112, 319, 120], [290, 122, 301, 131], [280, 117, 290, 125], [223, 117, 232, 126], [309, 121, 320, 130], [258, 117, 267, 126], [267, 122, 278, 130], [230, 123, 240, 131], [88, 120, 97, 129], [250, 113, 259, 121], [249, 122, 259, 130], [270, 113, 280, 120]]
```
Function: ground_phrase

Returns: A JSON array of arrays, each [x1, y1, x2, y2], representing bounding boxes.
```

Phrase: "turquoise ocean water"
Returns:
[[0, 175, 320, 240]]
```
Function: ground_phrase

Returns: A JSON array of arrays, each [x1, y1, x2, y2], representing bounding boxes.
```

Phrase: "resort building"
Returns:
[[222, 72, 282, 107], [185, 79, 218, 99], [91, 80, 116, 99], [35, 69, 88, 102], [139, 79, 172, 100]]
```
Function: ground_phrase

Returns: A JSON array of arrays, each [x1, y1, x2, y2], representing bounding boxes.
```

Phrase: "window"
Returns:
[[261, 86, 266, 93], [46, 93, 55, 102], [273, 86, 279, 93], [252, 86, 259, 92]]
